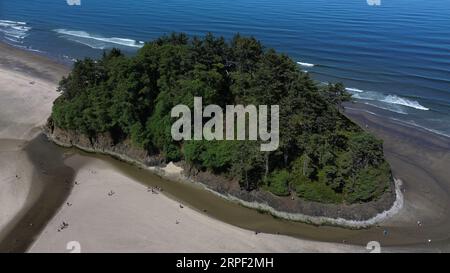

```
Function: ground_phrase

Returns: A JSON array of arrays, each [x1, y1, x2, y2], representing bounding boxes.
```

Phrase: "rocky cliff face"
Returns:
[[44, 123, 398, 225], [185, 168, 397, 223], [46, 123, 164, 166]]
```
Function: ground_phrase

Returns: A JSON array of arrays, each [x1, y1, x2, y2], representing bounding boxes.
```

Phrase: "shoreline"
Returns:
[[44, 126, 404, 228], [0, 42, 70, 83]]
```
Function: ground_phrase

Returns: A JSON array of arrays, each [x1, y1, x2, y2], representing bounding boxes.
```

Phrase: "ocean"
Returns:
[[1, 0, 449, 137]]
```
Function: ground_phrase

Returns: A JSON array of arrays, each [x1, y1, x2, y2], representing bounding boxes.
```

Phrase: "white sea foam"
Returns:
[[353, 91, 429, 111], [4, 36, 20, 43], [0, 19, 31, 44], [0, 20, 27, 26], [62, 54, 78, 63], [54, 29, 145, 49], [382, 95, 429, 111], [297, 61, 315, 67], [345, 87, 364, 93]]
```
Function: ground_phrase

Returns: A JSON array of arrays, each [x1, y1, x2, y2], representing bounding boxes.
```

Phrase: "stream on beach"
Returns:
[[2, 131, 448, 252], [0, 136, 75, 253]]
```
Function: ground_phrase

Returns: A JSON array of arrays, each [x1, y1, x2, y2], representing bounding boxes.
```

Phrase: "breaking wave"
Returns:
[[343, 86, 430, 111], [0, 19, 31, 44], [297, 61, 315, 67], [382, 94, 429, 111], [54, 29, 145, 49], [345, 87, 364, 93], [353, 91, 429, 111]]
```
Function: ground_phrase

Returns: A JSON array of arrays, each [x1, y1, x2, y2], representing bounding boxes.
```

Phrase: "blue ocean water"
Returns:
[[1, 0, 450, 137]]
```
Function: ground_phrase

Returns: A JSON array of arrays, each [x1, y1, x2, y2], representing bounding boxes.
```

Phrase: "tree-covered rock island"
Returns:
[[47, 33, 395, 222]]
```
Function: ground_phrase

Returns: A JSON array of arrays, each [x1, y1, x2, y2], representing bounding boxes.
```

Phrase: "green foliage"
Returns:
[[265, 169, 291, 196], [318, 165, 338, 188], [291, 154, 316, 178], [294, 180, 342, 204], [51, 33, 392, 204], [184, 140, 236, 173], [344, 161, 391, 203], [229, 141, 265, 191], [291, 156, 342, 203], [348, 132, 385, 169]]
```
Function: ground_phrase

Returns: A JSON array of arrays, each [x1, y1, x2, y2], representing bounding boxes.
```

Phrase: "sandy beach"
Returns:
[[0, 43, 66, 234], [28, 155, 358, 253], [0, 43, 360, 253], [1, 42, 450, 253], [0, 43, 73, 252]]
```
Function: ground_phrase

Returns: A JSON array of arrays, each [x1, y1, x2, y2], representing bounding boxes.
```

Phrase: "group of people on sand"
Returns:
[[148, 186, 163, 194], [57, 221, 69, 232]]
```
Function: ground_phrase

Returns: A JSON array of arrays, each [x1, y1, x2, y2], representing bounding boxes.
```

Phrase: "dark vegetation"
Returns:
[[51, 33, 391, 204]]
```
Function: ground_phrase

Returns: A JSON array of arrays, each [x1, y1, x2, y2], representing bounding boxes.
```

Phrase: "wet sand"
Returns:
[[0, 43, 68, 84], [0, 136, 75, 252], [344, 103, 450, 251]]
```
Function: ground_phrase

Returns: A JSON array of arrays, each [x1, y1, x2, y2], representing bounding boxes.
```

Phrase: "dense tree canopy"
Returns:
[[51, 33, 391, 204]]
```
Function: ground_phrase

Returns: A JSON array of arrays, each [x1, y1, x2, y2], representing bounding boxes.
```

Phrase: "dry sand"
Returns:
[[29, 157, 359, 253]]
